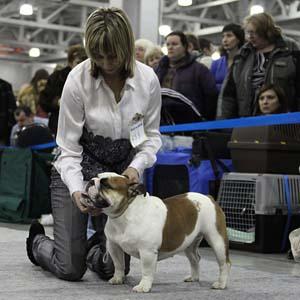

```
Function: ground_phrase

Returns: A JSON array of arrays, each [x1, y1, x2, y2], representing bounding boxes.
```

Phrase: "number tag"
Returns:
[[129, 113, 148, 148]]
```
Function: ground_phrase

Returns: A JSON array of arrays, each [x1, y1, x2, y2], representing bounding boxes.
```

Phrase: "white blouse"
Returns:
[[54, 59, 162, 195]]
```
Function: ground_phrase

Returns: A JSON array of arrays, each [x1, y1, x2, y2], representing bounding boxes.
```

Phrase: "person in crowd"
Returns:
[[186, 33, 201, 59], [39, 44, 87, 136], [26, 7, 162, 282], [221, 12, 300, 118], [256, 84, 288, 115], [211, 23, 245, 92], [198, 37, 214, 68], [144, 45, 163, 69], [17, 69, 49, 119], [0, 77, 17, 145], [155, 30, 218, 120], [10, 106, 34, 146], [134, 38, 154, 63]]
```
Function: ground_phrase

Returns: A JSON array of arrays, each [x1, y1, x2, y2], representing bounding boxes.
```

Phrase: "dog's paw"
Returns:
[[109, 276, 124, 285], [132, 281, 152, 293], [211, 281, 226, 289], [184, 276, 199, 282]]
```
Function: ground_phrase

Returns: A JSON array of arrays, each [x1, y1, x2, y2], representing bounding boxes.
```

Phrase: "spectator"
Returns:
[[0, 78, 17, 145], [155, 31, 218, 120], [134, 38, 154, 63], [198, 37, 214, 68], [39, 44, 87, 136], [211, 23, 245, 92], [186, 33, 201, 59], [256, 84, 288, 115], [17, 69, 49, 118], [221, 12, 300, 118], [10, 106, 34, 146], [144, 46, 163, 69]]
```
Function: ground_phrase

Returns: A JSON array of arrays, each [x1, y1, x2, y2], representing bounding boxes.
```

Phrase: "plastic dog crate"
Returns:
[[217, 172, 300, 253], [228, 124, 300, 174]]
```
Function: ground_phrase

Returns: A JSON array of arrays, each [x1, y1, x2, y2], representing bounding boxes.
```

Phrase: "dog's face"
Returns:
[[81, 172, 146, 215]]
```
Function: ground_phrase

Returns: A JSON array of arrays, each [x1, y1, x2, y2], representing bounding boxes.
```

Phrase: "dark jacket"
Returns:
[[0, 78, 17, 145], [155, 54, 218, 120], [39, 66, 71, 135], [221, 37, 300, 118]]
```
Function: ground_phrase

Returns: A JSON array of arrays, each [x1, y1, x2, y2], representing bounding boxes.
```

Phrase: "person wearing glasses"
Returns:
[[220, 12, 300, 118]]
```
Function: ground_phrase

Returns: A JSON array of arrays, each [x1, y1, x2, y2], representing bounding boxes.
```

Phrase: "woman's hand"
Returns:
[[122, 167, 139, 183], [72, 191, 102, 216]]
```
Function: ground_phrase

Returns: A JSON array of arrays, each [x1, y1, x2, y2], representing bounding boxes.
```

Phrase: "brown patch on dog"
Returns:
[[160, 194, 198, 252], [208, 195, 230, 263]]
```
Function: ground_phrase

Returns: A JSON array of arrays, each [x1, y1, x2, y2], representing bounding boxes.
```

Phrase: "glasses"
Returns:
[[245, 30, 258, 37]]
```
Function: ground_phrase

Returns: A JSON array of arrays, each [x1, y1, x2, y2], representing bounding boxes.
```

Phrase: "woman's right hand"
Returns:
[[72, 191, 103, 216]]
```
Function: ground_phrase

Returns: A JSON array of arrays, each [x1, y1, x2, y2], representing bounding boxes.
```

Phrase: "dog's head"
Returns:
[[82, 172, 146, 216]]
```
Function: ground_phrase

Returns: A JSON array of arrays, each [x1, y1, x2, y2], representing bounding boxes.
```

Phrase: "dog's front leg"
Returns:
[[107, 240, 125, 285], [132, 249, 157, 293]]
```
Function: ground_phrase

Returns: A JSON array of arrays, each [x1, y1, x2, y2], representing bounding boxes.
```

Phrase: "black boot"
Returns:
[[26, 220, 45, 266]]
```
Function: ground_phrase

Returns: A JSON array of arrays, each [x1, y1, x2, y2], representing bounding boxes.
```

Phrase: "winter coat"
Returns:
[[155, 54, 218, 120], [210, 56, 228, 93], [221, 37, 300, 118]]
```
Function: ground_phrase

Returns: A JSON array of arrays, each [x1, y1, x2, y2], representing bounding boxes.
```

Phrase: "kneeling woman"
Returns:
[[26, 7, 162, 281]]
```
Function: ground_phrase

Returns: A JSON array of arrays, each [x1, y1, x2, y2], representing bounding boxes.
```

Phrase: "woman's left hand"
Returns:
[[122, 167, 139, 183]]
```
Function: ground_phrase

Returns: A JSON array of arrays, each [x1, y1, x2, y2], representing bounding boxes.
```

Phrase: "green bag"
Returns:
[[0, 148, 53, 223]]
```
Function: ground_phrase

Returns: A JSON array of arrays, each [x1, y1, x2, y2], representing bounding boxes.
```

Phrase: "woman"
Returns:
[[155, 31, 218, 120], [26, 7, 162, 282], [134, 38, 154, 63], [144, 46, 163, 69], [210, 23, 245, 92], [221, 12, 300, 118], [257, 84, 288, 115]]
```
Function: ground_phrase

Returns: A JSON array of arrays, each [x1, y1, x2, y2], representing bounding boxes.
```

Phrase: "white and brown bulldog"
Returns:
[[82, 172, 231, 293]]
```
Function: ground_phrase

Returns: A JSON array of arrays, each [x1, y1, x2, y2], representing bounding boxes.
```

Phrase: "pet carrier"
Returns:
[[228, 124, 300, 174], [218, 172, 300, 253]]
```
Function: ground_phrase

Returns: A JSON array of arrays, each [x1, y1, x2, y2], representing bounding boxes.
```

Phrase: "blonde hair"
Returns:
[[244, 13, 282, 43], [144, 46, 163, 66], [85, 7, 135, 78]]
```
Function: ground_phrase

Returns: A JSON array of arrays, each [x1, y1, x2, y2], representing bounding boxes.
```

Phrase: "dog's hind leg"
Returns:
[[132, 249, 158, 293], [184, 234, 203, 282], [204, 229, 231, 290]]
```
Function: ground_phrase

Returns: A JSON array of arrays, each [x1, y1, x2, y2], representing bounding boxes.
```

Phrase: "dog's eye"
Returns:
[[100, 179, 111, 189]]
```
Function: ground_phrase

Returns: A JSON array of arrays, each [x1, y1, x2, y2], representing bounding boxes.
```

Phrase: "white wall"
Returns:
[[0, 61, 56, 93]]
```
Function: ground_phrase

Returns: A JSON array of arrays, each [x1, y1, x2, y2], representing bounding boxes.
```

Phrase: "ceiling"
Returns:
[[0, 0, 299, 63]]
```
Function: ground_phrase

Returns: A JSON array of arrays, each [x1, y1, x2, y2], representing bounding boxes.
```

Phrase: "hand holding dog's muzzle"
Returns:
[[72, 191, 102, 216]]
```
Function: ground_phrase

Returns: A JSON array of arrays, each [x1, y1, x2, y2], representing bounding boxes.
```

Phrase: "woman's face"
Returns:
[[222, 31, 240, 51], [245, 22, 270, 50], [94, 54, 122, 76], [258, 89, 280, 114], [166, 35, 186, 61], [135, 46, 145, 62]]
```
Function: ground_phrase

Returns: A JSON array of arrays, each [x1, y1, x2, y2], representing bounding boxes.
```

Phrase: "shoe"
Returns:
[[26, 220, 45, 266]]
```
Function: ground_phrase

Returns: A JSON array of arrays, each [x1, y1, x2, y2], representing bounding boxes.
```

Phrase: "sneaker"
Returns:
[[26, 220, 45, 266]]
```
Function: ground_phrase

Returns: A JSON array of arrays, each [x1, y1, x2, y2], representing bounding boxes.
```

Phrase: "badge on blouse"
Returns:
[[129, 113, 148, 148]]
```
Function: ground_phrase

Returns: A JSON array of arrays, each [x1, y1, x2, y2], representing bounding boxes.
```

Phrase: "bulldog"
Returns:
[[82, 172, 231, 293]]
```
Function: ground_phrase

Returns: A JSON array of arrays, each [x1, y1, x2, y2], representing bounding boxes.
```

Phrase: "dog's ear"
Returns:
[[128, 183, 146, 198]]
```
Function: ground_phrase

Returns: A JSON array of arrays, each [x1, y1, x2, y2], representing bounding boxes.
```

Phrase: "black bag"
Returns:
[[190, 131, 232, 198]]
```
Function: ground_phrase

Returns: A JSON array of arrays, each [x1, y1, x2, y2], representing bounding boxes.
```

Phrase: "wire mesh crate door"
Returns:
[[218, 178, 256, 243]]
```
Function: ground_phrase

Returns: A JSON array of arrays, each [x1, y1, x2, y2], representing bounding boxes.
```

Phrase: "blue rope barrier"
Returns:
[[160, 112, 300, 133], [281, 175, 293, 252]]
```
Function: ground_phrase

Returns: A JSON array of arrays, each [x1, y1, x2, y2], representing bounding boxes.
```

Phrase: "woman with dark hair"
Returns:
[[26, 7, 162, 283], [221, 13, 300, 118], [155, 30, 218, 120], [257, 84, 288, 115], [211, 23, 245, 93]]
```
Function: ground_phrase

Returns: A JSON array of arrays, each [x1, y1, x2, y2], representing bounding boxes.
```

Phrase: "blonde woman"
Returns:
[[26, 7, 162, 282], [144, 46, 163, 69]]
